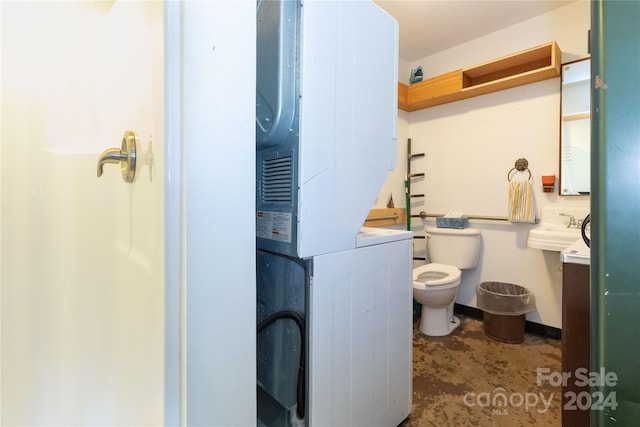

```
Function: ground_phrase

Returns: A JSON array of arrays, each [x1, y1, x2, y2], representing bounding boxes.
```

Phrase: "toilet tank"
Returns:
[[425, 226, 481, 269]]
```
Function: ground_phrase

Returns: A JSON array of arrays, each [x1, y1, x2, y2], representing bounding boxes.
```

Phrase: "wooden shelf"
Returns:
[[399, 41, 561, 112], [363, 208, 406, 227], [397, 82, 409, 111], [562, 112, 590, 121]]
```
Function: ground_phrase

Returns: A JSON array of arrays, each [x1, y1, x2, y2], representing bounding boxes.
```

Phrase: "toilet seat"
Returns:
[[413, 263, 461, 290]]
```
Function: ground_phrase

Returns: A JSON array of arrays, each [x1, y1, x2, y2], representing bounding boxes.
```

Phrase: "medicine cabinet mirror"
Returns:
[[559, 57, 590, 195]]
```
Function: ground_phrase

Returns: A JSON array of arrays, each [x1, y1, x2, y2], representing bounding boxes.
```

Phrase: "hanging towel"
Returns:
[[508, 179, 537, 223]]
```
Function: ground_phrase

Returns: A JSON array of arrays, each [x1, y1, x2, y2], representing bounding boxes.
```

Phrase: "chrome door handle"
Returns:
[[97, 130, 137, 183]]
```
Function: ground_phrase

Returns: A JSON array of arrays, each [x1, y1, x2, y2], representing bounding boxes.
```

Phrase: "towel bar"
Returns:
[[365, 213, 399, 222], [413, 211, 509, 222]]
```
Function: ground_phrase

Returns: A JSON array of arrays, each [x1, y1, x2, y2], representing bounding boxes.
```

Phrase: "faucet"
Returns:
[[559, 213, 577, 228]]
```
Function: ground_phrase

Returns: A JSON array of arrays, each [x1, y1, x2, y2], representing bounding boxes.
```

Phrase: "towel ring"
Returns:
[[507, 158, 532, 181]]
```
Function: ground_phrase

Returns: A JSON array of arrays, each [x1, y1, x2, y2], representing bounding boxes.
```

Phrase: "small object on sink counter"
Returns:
[[560, 238, 590, 265]]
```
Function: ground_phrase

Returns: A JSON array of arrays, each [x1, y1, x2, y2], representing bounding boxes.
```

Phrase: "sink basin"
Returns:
[[527, 224, 582, 252]]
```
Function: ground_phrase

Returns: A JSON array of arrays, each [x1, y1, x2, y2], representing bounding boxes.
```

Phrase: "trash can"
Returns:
[[476, 282, 536, 343]]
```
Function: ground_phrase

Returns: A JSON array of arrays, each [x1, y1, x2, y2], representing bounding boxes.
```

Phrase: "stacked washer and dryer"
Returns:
[[255, 1, 412, 426]]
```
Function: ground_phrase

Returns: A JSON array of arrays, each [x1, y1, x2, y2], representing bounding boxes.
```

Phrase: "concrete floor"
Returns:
[[400, 315, 562, 426]]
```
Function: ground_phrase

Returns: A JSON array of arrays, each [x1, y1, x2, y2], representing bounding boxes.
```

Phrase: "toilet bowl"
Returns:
[[413, 263, 462, 336]]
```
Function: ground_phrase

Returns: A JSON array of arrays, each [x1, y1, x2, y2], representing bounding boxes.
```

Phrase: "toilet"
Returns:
[[413, 226, 481, 336]]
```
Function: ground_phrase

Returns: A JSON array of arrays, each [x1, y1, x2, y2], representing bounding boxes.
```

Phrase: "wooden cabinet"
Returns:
[[561, 262, 590, 427], [398, 41, 561, 111]]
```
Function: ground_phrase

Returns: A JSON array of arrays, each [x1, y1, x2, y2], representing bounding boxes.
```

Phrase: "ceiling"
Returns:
[[372, 0, 575, 62]]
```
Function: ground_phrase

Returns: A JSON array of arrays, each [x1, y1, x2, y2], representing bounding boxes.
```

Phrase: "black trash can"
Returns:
[[476, 282, 536, 343]]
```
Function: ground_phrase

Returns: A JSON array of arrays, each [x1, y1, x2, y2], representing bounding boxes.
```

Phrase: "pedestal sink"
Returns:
[[527, 224, 582, 252], [528, 207, 589, 252]]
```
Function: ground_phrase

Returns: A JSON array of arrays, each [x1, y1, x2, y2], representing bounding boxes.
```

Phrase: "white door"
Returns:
[[1, 2, 168, 424]]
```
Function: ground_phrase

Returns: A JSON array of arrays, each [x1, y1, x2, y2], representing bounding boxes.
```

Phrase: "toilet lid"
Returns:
[[413, 263, 461, 286]]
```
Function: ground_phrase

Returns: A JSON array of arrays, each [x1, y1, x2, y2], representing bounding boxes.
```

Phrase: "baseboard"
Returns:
[[453, 303, 483, 321], [453, 303, 561, 341]]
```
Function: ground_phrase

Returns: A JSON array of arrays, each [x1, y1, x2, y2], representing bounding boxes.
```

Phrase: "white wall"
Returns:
[[182, 1, 256, 425], [376, 1, 591, 328]]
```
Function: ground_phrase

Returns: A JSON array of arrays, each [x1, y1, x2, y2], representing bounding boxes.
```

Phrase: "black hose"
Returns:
[[581, 213, 591, 247], [257, 310, 305, 420]]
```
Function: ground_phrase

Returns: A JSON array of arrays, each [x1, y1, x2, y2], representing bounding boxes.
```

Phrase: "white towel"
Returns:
[[508, 180, 537, 223]]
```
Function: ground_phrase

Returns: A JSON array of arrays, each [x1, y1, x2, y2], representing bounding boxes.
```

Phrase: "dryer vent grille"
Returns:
[[262, 156, 293, 204]]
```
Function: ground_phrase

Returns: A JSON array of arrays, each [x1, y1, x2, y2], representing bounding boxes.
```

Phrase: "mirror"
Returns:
[[560, 58, 591, 195]]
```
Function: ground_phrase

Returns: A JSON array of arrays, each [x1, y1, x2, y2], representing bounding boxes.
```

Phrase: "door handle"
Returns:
[[97, 130, 137, 183]]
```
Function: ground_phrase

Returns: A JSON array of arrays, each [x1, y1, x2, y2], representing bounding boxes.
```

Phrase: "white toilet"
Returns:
[[413, 226, 481, 336]]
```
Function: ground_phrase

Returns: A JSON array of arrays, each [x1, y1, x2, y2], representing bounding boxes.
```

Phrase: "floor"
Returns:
[[400, 315, 562, 426]]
